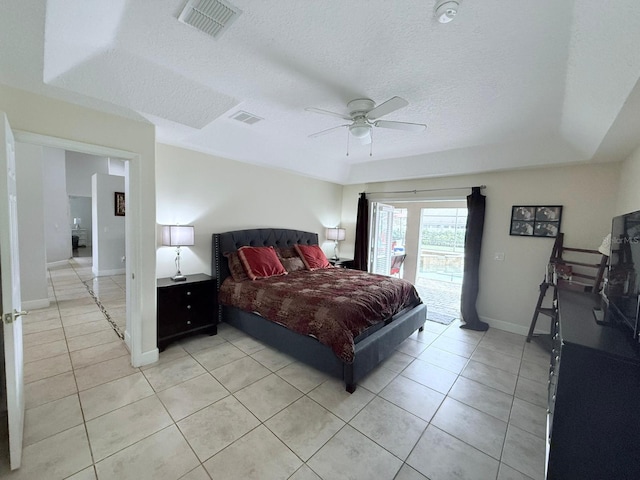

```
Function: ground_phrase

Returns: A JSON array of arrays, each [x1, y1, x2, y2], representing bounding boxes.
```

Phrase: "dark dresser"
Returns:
[[157, 274, 217, 351], [547, 290, 640, 479]]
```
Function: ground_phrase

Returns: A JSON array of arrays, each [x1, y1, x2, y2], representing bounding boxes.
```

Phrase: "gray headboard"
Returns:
[[212, 228, 319, 290]]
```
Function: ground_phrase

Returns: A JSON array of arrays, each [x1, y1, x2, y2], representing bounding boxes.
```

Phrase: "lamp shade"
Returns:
[[326, 227, 346, 242], [162, 225, 195, 247], [598, 233, 611, 256]]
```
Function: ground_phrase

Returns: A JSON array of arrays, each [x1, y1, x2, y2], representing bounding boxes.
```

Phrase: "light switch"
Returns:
[[494, 252, 505, 261]]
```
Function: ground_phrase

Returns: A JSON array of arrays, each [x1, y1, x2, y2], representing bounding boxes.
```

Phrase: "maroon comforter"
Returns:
[[218, 268, 421, 363]]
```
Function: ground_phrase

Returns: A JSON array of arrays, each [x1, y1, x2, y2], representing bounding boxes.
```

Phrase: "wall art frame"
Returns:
[[510, 205, 562, 237], [114, 191, 125, 216]]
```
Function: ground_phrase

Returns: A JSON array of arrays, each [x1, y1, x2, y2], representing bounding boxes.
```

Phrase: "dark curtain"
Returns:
[[460, 187, 489, 331], [353, 193, 369, 271]]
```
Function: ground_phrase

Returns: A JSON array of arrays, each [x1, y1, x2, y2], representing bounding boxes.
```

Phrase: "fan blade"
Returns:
[[305, 107, 352, 121], [374, 120, 427, 132], [366, 96, 409, 120], [308, 124, 349, 138]]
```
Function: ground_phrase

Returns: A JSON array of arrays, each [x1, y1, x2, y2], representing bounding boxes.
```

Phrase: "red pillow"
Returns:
[[294, 244, 332, 270], [237, 246, 287, 280]]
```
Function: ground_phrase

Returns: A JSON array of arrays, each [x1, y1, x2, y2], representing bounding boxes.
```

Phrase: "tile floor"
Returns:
[[0, 259, 550, 480]]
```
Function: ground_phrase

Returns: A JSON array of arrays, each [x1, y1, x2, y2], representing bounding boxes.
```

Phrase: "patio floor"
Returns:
[[414, 276, 461, 325]]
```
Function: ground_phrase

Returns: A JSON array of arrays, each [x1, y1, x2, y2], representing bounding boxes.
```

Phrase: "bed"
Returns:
[[212, 228, 427, 392]]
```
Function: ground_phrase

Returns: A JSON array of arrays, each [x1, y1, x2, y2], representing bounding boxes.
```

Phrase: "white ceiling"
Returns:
[[1, 0, 639, 185]]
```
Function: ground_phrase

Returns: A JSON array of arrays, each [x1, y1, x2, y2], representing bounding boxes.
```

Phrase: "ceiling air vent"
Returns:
[[230, 111, 263, 125], [178, 0, 242, 40]]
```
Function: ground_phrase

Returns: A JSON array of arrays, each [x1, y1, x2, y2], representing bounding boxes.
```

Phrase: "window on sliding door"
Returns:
[[392, 208, 408, 255], [415, 206, 467, 324], [369, 203, 408, 276], [370, 202, 394, 275]]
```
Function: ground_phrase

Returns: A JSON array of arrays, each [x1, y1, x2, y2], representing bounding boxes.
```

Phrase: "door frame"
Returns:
[[13, 130, 144, 366]]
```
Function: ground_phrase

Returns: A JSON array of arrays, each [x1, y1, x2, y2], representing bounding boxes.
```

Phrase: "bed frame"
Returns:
[[212, 228, 427, 393]]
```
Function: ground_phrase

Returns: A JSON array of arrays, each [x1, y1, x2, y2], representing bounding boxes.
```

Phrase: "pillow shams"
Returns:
[[294, 244, 332, 270], [276, 247, 306, 272], [280, 256, 306, 272], [237, 246, 288, 280]]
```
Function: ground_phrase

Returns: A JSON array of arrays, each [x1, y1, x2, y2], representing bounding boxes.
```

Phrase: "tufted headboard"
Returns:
[[212, 228, 319, 290]]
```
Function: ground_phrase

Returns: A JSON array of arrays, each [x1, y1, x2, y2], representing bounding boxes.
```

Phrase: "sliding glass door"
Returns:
[[368, 201, 466, 325], [416, 207, 467, 323]]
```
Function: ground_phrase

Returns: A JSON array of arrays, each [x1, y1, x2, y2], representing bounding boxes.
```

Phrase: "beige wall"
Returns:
[[155, 144, 344, 278], [0, 85, 158, 363], [616, 145, 640, 215], [341, 163, 621, 334]]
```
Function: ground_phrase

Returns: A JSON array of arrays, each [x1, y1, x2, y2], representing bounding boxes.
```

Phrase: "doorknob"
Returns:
[[3, 310, 29, 324]]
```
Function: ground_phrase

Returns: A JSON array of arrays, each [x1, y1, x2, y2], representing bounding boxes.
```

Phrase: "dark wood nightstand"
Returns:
[[157, 273, 217, 351], [329, 258, 355, 269]]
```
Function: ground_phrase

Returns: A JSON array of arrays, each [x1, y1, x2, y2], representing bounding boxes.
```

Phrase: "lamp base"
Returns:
[[171, 274, 187, 282]]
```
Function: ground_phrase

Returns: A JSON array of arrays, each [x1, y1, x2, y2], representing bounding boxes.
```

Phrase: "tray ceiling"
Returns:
[[1, 0, 639, 184]]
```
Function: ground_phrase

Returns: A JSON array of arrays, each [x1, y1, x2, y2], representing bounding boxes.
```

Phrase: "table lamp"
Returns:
[[326, 227, 346, 261], [162, 225, 195, 281]]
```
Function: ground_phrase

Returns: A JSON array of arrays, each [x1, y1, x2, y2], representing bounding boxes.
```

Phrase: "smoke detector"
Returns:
[[435, 0, 459, 24]]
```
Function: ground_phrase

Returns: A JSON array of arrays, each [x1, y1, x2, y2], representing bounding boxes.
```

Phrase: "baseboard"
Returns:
[[47, 259, 69, 268], [132, 347, 159, 368], [124, 330, 131, 349], [479, 315, 550, 337], [22, 298, 50, 310], [92, 267, 126, 277]]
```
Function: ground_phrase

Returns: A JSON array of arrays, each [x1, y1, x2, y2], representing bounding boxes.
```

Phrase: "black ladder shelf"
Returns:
[[527, 281, 558, 342], [526, 233, 608, 342]]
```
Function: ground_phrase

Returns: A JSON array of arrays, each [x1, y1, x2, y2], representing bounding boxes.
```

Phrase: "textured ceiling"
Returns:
[[1, 0, 639, 184]]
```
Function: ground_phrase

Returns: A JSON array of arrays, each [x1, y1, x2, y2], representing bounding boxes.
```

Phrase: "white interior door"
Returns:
[[0, 112, 25, 470], [370, 202, 394, 275]]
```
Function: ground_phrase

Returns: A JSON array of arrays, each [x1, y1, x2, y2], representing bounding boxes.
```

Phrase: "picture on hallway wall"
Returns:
[[115, 192, 125, 216], [510, 205, 562, 237]]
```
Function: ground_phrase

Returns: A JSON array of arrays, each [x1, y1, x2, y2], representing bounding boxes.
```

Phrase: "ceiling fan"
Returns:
[[305, 96, 427, 146]]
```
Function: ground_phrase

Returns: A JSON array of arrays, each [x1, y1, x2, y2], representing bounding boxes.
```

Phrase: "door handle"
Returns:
[[3, 310, 29, 324]]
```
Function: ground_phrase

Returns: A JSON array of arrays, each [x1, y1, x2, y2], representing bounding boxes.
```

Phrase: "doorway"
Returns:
[[13, 131, 142, 363], [67, 153, 127, 337], [2, 113, 149, 471], [69, 195, 91, 255], [370, 200, 466, 325], [416, 205, 467, 324]]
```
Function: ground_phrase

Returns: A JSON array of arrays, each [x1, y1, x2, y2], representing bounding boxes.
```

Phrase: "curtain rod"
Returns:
[[361, 185, 486, 195]]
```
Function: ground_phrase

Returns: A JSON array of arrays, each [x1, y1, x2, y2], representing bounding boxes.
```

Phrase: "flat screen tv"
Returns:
[[605, 210, 640, 339]]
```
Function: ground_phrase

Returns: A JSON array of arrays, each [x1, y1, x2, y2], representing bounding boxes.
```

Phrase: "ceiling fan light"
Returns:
[[350, 124, 370, 138], [435, 1, 459, 23]]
